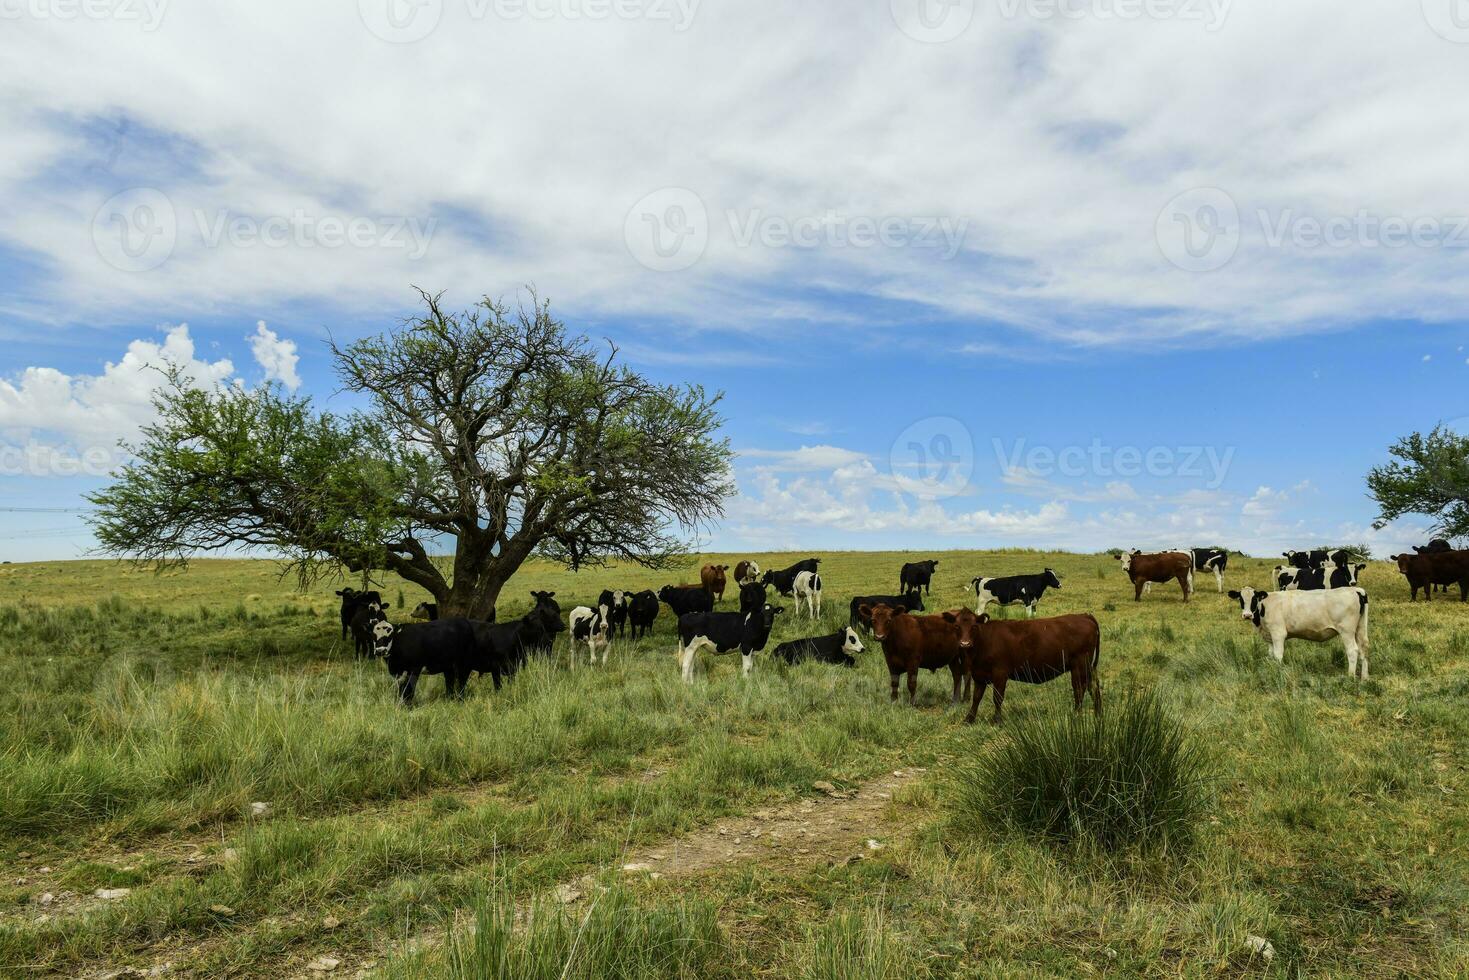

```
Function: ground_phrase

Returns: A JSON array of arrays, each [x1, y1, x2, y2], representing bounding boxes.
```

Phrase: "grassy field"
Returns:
[[0, 550, 1466, 977]]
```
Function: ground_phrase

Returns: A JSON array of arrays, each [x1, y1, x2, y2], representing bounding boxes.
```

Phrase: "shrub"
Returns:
[[948, 690, 1212, 856]]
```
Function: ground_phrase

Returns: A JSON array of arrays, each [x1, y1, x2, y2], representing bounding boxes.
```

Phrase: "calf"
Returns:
[[850, 590, 924, 630], [372, 618, 484, 705], [474, 598, 566, 671], [597, 589, 630, 638], [862, 603, 967, 706], [701, 564, 730, 602], [739, 581, 767, 614], [1278, 563, 1365, 591], [335, 588, 382, 641], [948, 608, 1102, 725], [570, 606, 611, 664], [659, 584, 714, 617], [627, 589, 660, 639], [1228, 587, 1369, 679], [793, 570, 822, 618], [349, 598, 391, 659], [762, 558, 821, 597], [771, 627, 864, 667], [410, 601, 438, 621], [1388, 550, 1469, 602], [517, 591, 564, 658], [733, 560, 762, 585], [899, 559, 939, 596], [1116, 551, 1192, 602], [677, 604, 784, 680], [972, 569, 1061, 618]]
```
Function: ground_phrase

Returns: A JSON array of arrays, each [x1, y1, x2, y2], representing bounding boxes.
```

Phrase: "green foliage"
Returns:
[[1367, 424, 1469, 539], [948, 691, 1213, 856]]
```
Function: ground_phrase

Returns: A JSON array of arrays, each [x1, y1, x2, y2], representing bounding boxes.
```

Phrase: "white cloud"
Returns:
[[0, 325, 235, 473], [2, 5, 1468, 343], [739, 445, 870, 472], [249, 321, 301, 391]]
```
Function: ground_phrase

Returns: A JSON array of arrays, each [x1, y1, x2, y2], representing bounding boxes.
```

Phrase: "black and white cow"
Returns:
[[761, 558, 821, 597], [849, 590, 924, 630], [1228, 586, 1369, 679], [1283, 549, 1326, 569], [372, 617, 514, 704], [627, 589, 659, 639], [972, 569, 1061, 618], [570, 605, 611, 664], [349, 598, 391, 658], [659, 584, 713, 617], [770, 626, 864, 667], [792, 571, 822, 618], [597, 589, 630, 638], [899, 559, 939, 596], [677, 604, 784, 680], [1275, 563, 1365, 591]]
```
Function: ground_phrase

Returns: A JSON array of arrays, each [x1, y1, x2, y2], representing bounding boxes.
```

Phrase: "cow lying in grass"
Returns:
[[677, 604, 784, 681], [770, 626, 864, 667], [1228, 587, 1369, 679], [862, 603, 967, 706], [946, 607, 1101, 724]]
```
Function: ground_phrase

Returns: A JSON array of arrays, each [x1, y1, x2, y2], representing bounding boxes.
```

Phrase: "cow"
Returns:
[[1116, 551, 1192, 601], [739, 581, 767, 614], [971, 569, 1061, 618], [349, 599, 391, 659], [701, 564, 730, 602], [1283, 549, 1328, 569], [1228, 587, 1369, 679], [1189, 548, 1229, 592], [862, 603, 968, 707], [762, 558, 821, 597], [677, 604, 784, 681], [1414, 539, 1454, 593], [659, 584, 714, 617], [371, 617, 513, 705], [1388, 550, 1469, 602], [849, 590, 925, 630], [899, 559, 939, 596], [570, 606, 611, 664], [597, 589, 630, 638], [1277, 563, 1365, 591], [517, 592, 563, 658], [947, 608, 1102, 725], [770, 627, 864, 667], [335, 587, 382, 641], [792, 570, 822, 618], [733, 560, 762, 586], [627, 589, 659, 640], [475, 596, 566, 671], [410, 601, 438, 621]]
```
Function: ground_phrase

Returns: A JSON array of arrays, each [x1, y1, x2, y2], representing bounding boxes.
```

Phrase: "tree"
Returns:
[[89, 289, 734, 618], [1366, 424, 1469, 541]]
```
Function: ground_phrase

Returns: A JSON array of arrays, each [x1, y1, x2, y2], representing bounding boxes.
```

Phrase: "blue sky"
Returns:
[[3, 2, 1468, 561]]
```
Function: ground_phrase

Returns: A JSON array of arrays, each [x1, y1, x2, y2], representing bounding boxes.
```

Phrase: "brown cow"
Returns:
[[948, 608, 1102, 724], [700, 564, 730, 602], [1388, 550, 1469, 602], [862, 603, 969, 706], [1115, 550, 1192, 602], [733, 560, 762, 586]]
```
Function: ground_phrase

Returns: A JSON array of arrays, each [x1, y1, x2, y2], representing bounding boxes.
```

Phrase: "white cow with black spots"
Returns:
[[570, 606, 610, 664], [792, 570, 822, 619], [1227, 586, 1369, 680]]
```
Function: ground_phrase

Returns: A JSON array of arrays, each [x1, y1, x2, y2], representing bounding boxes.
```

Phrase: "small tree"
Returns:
[[89, 289, 734, 618], [1366, 424, 1469, 541]]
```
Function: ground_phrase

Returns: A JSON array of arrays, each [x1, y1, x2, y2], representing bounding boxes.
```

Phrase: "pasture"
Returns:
[[1, 551, 1466, 977]]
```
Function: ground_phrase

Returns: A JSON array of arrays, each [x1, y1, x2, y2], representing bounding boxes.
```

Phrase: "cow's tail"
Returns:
[[1088, 614, 1103, 712], [1356, 590, 1370, 657]]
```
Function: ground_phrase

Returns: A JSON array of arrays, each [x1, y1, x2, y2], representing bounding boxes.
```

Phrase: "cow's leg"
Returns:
[[1142, 582, 1152, 595], [907, 669, 919, 706], [398, 670, 421, 705], [990, 676, 1008, 724], [1134, 580, 1144, 602], [1026, 600, 1037, 618], [889, 671, 901, 702], [601, 642, 610, 665], [1089, 669, 1103, 715], [964, 676, 989, 725], [949, 663, 961, 704], [680, 642, 697, 682], [1270, 636, 1285, 664], [742, 650, 754, 677], [1214, 567, 1224, 593], [1179, 574, 1190, 602], [1342, 633, 1361, 680], [490, 666, 503, 691], [1071, 667, 1086, 712]]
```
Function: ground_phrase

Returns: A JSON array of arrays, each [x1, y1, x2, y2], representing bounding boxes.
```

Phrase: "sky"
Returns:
[[2, 0, 1468, 562]]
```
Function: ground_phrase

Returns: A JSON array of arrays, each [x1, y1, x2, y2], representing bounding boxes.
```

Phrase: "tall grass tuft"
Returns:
[[947, 690, 1212, 856], [791, 906, 917, 980]]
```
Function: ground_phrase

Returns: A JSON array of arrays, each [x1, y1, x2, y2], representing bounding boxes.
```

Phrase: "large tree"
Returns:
[[89, 289, 734, 618], [1366, 424, 1469, 541]]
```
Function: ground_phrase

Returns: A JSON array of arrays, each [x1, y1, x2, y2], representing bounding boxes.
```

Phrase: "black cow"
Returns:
[[349, 599, 391, 658], [771, 626, 865, 667], [849, 590, 925, 629], [597, 589, 630, 638], [474, 596, 566, 670], [335, 588, 382, 641], [899, 559, 939, 595], [972, 569, 1061, 618], [627, 589, 659, 640], [761, 558, 821, 597], [372, 617, 502, 705], [1415, 539, 1453, 592], [659, 584, 713, 616], [411, 601, 438, 621], [677, 604, 784, 680], [739, 581, 766, 614], [511, 591, 562, 658]]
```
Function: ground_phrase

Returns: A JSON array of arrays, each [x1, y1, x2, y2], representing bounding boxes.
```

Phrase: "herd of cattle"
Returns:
[[333, 540, 1469, 721]]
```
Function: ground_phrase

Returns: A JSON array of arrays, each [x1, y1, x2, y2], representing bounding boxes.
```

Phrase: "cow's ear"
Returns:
[[382, 602, 392, 609], [978, 614, 991, 624], [1227, 590, 1240, 600], [941, 610, 958, 623]]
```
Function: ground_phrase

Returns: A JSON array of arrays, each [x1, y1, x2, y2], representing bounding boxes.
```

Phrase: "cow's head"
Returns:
[[1115, 552, 1133, 573], [941, 607, 982, 649], [410, 601, 435, 620], [1044, 568, 1061, 589], [759, 570, 775, 586], [1389, 554, 1414, 573], [1350, 563, 1367, 583], [528, 592, 565, 633], [864, 603, 901, 641], [840, 627, 864, 657], [372, 620, 398, 661], [740, 581, 766, 606], [757, 604, 784, 635], [1227, 588, 1266, 626]]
